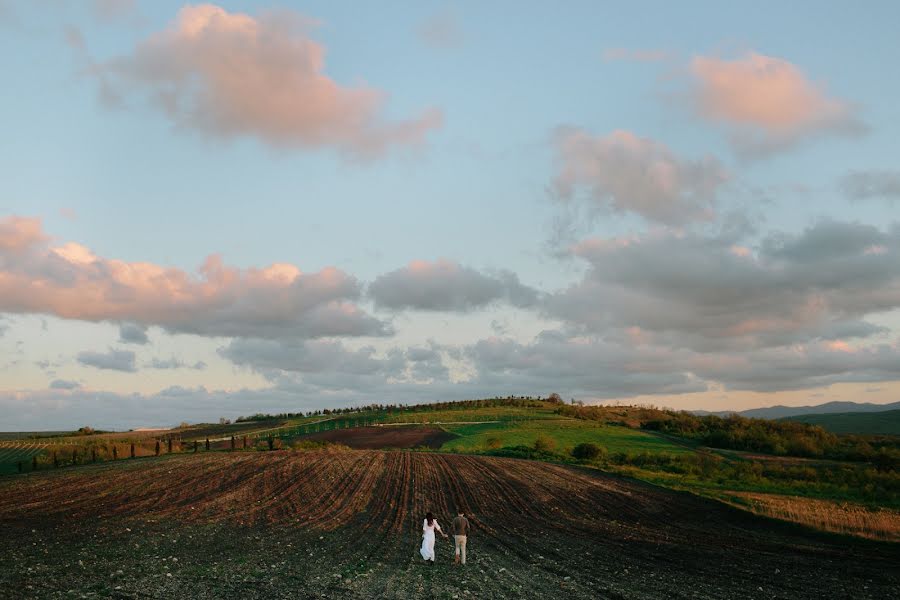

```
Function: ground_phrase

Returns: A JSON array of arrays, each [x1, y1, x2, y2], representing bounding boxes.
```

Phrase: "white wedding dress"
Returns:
[[420, 519, 442, 561]]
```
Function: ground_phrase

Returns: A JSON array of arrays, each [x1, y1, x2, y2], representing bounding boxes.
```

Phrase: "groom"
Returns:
[[451, 511, 470, 565]]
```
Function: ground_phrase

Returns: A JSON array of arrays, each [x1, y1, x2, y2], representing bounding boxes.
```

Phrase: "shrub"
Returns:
[[293, 439, 327, 450], [488, 445, 559, 460], [533, 435, 556, 453], [571, 442, 604, 461], [485, 437, 503, 450], [292, 439, 351, 452]]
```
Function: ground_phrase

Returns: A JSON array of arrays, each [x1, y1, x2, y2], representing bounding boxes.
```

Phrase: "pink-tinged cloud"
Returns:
[[689, 52, 865, 157], [101, 4, 442, 159], [0, 216, 389, 340], [552, 128, 727, 225], [0, 216, 46, 252]]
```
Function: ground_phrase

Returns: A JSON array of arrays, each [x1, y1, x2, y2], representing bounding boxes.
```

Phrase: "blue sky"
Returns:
[[2, 1, 900, 429]]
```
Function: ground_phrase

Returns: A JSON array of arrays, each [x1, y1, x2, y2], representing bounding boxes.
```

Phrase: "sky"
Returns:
[[2, 0, 900, 429]]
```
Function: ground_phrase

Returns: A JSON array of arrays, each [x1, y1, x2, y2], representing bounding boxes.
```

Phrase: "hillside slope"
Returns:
[[783, 409, 900, 435]]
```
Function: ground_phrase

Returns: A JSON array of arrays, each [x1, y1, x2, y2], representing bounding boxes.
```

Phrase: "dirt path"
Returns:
[[0, 451, 896, 599]]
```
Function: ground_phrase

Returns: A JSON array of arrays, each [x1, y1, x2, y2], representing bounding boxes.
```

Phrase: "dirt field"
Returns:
[[0, 451, 897, 599], [301, 425, 456, 449]]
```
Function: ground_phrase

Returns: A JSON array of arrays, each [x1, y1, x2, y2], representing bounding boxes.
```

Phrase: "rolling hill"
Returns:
[[783, 409, 900, 435]]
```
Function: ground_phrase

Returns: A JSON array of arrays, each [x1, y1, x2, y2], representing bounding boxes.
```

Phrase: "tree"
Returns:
[[572, 442, 604, 460]]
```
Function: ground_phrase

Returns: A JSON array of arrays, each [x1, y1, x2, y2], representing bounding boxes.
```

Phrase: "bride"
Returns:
[[420, 512, 448, 564]]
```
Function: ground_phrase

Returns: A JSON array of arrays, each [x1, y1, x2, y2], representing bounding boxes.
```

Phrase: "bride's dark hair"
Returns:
[[426, 512, 434, 525]]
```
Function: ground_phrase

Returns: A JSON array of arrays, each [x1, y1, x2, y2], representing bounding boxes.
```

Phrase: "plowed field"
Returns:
[[301, 425, 456, 449], [0, 451, 897, 599]]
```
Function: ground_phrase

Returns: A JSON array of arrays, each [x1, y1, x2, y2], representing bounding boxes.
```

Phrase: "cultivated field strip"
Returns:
[[0, 451, 898, 599], [0, 449, 866, 549], [0, 450, 888, 561]]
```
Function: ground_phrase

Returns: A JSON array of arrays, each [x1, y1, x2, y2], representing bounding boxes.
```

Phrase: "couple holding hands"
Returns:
[[420, 510, 470, 565]]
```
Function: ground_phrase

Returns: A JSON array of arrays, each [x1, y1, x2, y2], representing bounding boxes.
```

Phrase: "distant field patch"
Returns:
[[725, 491, 900, 542], [380, 406, 561, 424], [440, 419, 691, 455], [0, 443, 48, 475], [301, 425, 456, 449], [782, 409, 900, 435]]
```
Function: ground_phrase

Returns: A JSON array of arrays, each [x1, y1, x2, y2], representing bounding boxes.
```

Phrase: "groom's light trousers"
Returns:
[[454, 535, 467, 564]]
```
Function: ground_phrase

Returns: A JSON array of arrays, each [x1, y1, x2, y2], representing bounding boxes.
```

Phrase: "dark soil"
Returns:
[[0, 451, 896, 599]]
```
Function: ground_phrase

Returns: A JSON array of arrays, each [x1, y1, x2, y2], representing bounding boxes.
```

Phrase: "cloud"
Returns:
[[465, 327, 900, 397], [0, 216, 389, 340], [99, 4, 442, 159], [546, 220, 900, 352], [0, 384, 452, 430], [221, 338, 399, 378], [147, 357, 206, 370], [466, 330, 707, 398], [688, 52, 865, 158], [64, 25, 86, 51], [840, 170, 900, 204], [369, 259, 539, 312], [118, 322, 149, 345], [219, 337, 449, 388], [602, 47, 669, 63], [418, 12, 462, 49], [92, 0, 136, 22], [405, 341, 450, 382], [7, 334, 900, 430], [552, 128, 727, 225], [0, 216, 46, 253], [689, 341, 900, 393], [77, 348, 136, 372], [49, 379, 81, 390]]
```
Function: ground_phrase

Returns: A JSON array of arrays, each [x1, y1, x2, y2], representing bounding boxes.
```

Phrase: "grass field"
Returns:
[[721, 491, 900, 542], [377, 404, 562, 424], [440, 418, 692, 455], [783, 409, 900, 435]]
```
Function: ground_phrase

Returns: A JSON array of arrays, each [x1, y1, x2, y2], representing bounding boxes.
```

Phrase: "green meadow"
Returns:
[[440, 417, 692, 455]]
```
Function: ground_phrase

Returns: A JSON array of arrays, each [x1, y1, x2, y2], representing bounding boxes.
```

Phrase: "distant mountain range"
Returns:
[[693, 400, 900, 420]]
